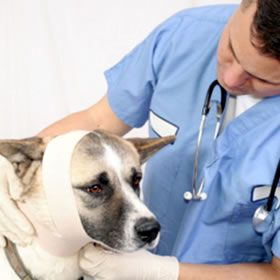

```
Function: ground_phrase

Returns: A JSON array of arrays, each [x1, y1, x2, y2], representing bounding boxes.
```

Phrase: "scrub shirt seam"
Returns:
[[151, 16, 184, 82], [175, 4, 237, 25], [106, 84, 149, 128], [272, 235, 280, 260], [223, 96, 280, 143], [179, 12, 230, 26], [105, 71, 141, 128], [105, 16, 185, 129]]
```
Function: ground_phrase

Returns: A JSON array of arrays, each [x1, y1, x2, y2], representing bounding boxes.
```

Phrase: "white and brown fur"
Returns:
[[0, 129, 175, 280]]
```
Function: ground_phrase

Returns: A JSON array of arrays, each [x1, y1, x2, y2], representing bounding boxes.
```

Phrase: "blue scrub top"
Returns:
[[105, 4, 280, 264]]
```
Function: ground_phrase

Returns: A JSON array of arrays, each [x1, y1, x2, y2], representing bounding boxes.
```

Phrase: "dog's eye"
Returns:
[[132, 175, 141, 188], [87, 185, 103, 194]]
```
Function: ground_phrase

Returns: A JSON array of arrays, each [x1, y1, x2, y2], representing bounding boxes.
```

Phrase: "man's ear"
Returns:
[[126, 135, 176, 164], [0, 137, 49, 178]]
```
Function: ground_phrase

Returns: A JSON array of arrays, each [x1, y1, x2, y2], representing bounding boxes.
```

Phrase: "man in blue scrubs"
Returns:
[[1, 0, 280, 279]]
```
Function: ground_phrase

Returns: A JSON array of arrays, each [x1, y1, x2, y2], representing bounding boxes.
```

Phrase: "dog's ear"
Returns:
[[126, 135, 176, 164], [0, 137, 50, 178]]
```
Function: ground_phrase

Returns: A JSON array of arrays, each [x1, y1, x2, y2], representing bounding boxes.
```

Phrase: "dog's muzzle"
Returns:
[[135, 217, 160, 244]]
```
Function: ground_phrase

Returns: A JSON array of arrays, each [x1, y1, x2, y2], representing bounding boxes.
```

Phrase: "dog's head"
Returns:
[[0, 130, 175, 252]]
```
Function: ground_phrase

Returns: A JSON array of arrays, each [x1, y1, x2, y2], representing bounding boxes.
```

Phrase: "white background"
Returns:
[[0, 0, 240, 139]]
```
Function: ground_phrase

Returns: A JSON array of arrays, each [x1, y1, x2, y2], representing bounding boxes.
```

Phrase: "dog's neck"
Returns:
[[4, 238, 34, 280], [2, 236, 83, 280], [4, 238, 84, 280]]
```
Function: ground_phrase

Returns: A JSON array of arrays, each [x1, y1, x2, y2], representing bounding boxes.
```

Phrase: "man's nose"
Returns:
[[223, 61, 249, 89]]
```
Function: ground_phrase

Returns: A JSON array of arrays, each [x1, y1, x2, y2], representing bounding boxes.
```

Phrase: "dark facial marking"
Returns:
[[130, 167, 142, 196], [74, 171, 114, 209], [82, 133, 105, 158], [98, 171, 110, 185], [80, 199, 131, 250]]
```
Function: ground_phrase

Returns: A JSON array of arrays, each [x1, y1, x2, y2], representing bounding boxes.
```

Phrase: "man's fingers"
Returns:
[[0, 198, 34, 235], [81, 243, 107, 259], [0, 155, 34, 247], [0, 234, 6, 248], [0, 191, 35, 246], [7, 175, 25, 200], [0, 217, 34, 246], [0, 229, 32, 247], [0, 205, 34, 246]]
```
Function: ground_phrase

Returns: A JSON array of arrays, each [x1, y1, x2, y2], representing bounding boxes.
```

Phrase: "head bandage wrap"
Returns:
[[20, 131, 95, 256]]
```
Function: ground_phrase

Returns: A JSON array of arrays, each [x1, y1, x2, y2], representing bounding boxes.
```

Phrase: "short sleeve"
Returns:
[[105, 15, 183, 128]]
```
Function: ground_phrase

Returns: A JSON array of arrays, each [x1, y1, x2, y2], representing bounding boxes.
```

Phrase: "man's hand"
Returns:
[[0, 155, 35, 247], [79, 244, 179, 280]]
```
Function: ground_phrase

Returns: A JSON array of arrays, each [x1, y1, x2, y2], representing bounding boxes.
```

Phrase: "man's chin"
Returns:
[[226, 89, 248, 96]]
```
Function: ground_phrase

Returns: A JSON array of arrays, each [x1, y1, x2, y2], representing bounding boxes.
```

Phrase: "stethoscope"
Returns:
[[183, 79, 280, 233], [184, 80, 227, 201], [253, 159, 280, 233]]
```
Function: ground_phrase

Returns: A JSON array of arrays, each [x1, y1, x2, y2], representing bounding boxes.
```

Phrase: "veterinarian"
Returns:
[[1, 0, 280, 279]]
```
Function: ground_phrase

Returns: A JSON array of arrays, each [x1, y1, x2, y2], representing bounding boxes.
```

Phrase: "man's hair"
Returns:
[[242, 0, 280, 61]]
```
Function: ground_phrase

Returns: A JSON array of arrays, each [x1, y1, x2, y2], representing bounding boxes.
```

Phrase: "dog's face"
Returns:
[[71, 130, 164, 252], [0, 130, 175, 252]]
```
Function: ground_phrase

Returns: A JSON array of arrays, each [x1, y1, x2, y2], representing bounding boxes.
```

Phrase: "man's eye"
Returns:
[[87, 185, 103, 194]]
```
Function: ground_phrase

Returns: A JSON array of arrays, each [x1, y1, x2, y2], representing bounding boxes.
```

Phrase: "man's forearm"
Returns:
[[179, 256, 280, 280], [38, 109, 96, 137], [38, 95, 131, 137]]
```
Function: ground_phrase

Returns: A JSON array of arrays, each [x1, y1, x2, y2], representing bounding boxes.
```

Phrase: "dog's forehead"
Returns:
[[70, 131, 140, 183]]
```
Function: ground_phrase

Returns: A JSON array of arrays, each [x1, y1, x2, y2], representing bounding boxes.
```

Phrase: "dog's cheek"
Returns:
[[73, 187, 113, 210], [80, 199, 130, 250]]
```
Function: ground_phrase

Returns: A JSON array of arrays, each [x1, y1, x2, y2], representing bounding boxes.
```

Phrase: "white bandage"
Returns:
[[19, 131, 95, 256]]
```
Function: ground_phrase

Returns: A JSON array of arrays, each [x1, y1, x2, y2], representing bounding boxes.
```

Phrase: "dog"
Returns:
[[0, 129, 175, 280]]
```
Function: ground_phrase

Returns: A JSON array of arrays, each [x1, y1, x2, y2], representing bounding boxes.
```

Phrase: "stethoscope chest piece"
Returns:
[[253, 159, 280, 233], [253, 205, 273, 233]]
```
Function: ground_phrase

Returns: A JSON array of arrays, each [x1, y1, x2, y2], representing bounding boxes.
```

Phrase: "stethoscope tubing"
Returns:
[[185, 80, 280, 233], [253, 158, 280, 233], [266, 159, 280, 211], [185, 80, 227, 201], [202, 80, 227, 115]]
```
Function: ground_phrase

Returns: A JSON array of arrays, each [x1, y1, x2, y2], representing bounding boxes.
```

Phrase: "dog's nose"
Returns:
[[134, 217, 161, 243]]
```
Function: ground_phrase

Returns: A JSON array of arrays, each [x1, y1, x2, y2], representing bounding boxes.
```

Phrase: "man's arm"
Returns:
[[39, 94, 132, 137], [179, 255, 280, 280], [79, 245, 280, 280]]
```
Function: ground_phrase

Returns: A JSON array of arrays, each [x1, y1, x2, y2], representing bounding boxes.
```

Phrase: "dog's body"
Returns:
[[0, 130, 174, 280]]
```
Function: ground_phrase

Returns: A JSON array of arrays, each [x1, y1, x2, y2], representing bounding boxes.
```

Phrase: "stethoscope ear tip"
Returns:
[[184, 192, 207, 201], [200, 193, 208, 200], [184, 192, 193, 201]]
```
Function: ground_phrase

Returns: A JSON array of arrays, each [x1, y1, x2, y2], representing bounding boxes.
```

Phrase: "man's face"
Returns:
[[216, 2, 280, 97]]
